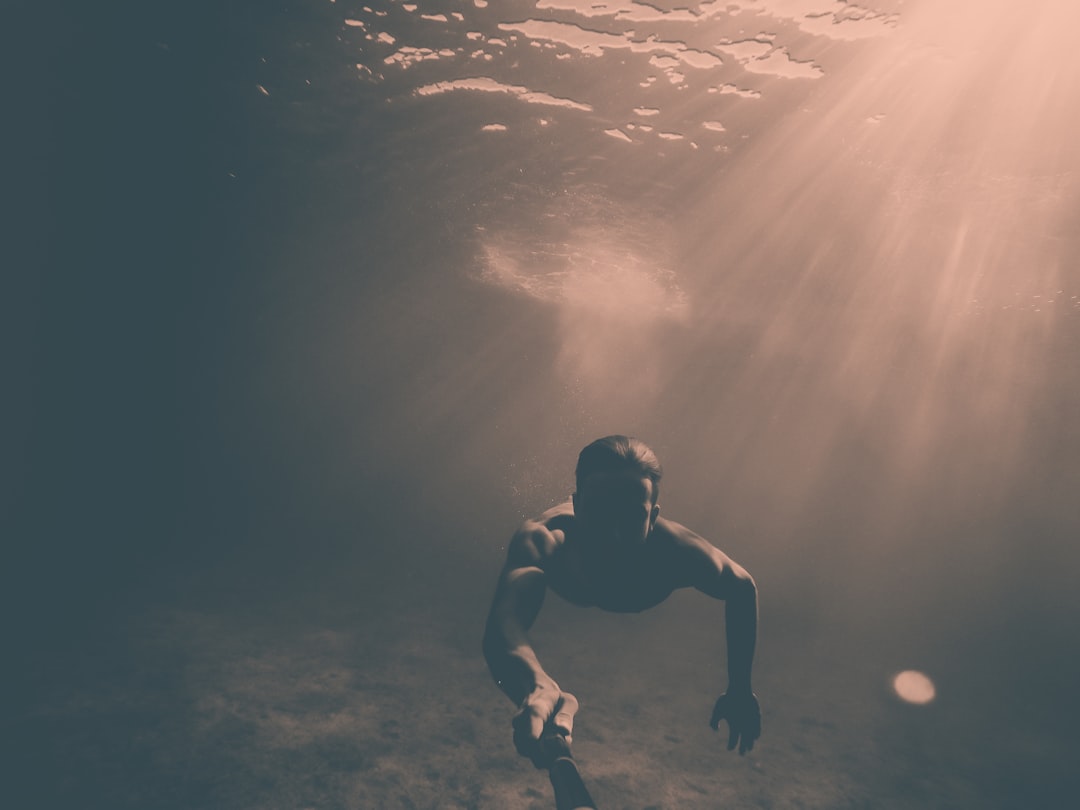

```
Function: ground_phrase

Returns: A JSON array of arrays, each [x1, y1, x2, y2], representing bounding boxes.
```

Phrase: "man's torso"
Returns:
[[529, 502, 691, 613]]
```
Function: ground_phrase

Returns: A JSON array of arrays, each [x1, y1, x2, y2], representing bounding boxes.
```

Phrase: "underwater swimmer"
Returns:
[[482, 436, 761, 768]]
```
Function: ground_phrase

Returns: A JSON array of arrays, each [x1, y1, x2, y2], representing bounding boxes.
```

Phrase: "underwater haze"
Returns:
[[16, 0, 1080, 807]]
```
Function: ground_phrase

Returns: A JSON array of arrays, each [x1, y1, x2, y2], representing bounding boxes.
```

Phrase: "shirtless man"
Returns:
[[482, 435, 761, 768]]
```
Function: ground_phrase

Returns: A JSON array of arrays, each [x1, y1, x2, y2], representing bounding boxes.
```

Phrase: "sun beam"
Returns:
[[672, 0, 1079, 530]]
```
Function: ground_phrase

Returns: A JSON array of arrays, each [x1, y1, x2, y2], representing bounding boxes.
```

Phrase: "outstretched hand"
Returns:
[[710, 691, 761, 754], [512, 683, 579, 768]]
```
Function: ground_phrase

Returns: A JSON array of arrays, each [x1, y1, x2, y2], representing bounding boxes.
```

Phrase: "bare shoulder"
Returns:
[[652, 517, 751, 593], [653, 516, 716, 555], [505, 501, 574, 570], [536, 499, 575, 527]]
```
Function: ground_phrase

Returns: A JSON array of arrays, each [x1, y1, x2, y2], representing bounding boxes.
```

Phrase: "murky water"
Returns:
[[19, 0, 1080, 807]]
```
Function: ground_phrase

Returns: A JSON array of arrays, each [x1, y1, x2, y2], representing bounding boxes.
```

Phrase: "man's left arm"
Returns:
[[667, 521, 761, 754]]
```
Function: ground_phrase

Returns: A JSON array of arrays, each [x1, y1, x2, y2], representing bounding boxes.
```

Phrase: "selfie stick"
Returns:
[[540, 730, 597, 810]]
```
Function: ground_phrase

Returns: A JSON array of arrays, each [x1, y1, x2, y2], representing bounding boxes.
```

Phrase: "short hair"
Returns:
[[575, 435, 663, 500]]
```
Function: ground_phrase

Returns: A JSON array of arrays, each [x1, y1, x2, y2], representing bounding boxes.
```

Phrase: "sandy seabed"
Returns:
[[18, 579, 1076, 810]]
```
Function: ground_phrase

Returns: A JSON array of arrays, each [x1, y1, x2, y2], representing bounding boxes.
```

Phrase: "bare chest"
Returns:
[[545, 544, 677, 613]]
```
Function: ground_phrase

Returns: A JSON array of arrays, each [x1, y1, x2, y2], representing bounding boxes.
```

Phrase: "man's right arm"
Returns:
[[482, 526, 578, 763], [482, 525, 559, 703]]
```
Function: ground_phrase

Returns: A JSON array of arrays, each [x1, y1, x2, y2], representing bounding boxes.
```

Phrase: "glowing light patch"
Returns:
[[481, 123, 508, 131], [716, 38, 774, 61], [479, 231, 687, 320], [414, 77, 593, 111], [892, 670, 936, 704], [384, 46, 445, 68], [714, 83, 761, 98], [535, 0, 702, 22], [477, 192, 687, 405], [497, 19, 626, 57], [742, 47, 823, 78], [648, 55, 682, 69], [668, 47, 723, 70], [497, 20, 722, 77], [749, 0, 898, 39]]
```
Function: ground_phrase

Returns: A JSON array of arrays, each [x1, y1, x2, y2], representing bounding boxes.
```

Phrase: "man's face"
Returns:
[[573, 470, 659, 550]]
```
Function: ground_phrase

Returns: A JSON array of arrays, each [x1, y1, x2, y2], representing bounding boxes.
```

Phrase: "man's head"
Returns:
[[572, 436, 662, 548]]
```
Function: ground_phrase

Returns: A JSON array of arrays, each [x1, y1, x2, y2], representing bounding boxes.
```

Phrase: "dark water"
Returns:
[[14, 0, 1080, 807]]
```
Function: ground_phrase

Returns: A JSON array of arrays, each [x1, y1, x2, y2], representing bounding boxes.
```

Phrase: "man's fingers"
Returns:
[[518, 691, 559, 740], [512, 690, 579, 768], [512, 709, 549, 768], [529, 708, 546, 741], [710, 697, 725, 730], [512, 703, 547, 753], [712, 692, 762, 755], [553, 692, 578, 737]]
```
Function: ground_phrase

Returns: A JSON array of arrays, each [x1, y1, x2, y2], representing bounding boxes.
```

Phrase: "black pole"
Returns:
[[540, 731, 597, 810]]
